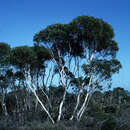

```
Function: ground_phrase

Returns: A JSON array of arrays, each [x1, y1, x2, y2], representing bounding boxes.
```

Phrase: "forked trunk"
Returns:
[[27, 83, 55, 124], [70, 89, 82, 120]]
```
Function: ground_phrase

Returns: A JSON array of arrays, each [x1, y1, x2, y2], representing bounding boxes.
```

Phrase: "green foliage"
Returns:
[[112, 87, 127, 105], [10, 46, 36, 68], [101, 117, 117, 130], [49, 85, 65, 98], [103, 105, 117, 113], [89, 100, 102, 114], [33, 45, 51, 62], [95, 113, 110, 121], [91, 59, 122, 80], [34, 15, 120, 59], [34, 24, 71, 56], [0, 42, 11, 64], [70, 15, 117, 54]]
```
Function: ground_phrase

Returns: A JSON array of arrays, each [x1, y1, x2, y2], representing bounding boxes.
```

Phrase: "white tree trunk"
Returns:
[[39, 85, 52, 108], [57, 90, 67, 122], [76, 90, 89, 120], [57, 66, 67, 122], [78, 93, 92, 121], [70, 89, 82, 120], [27, 83, 55, 124], [76, 75, 92, 120]]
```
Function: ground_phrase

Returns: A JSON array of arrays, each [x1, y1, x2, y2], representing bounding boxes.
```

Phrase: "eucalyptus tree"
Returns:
[[0, 42, 11, 116], [68, 16, 121, 121], [10, 46, 36, 121], [34, 23, 79, 122], [34, 15, 121, 122], [10, 45, 55, 123], [31, 45, 52, 111]]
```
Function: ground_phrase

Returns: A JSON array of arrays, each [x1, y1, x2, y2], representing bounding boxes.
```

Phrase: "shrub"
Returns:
[[103, 105, 117, 113], [101, 117, 117, 130], [89, 100, 102, 116]]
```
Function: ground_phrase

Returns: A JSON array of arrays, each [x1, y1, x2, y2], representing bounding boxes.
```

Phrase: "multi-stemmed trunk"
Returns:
[[70, 89, 82, 120], [26, 70, 55, 124], [75, 52, 94, 121], [27, 82, 55, 124]]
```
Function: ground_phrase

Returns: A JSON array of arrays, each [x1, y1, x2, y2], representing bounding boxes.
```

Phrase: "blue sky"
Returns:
[[0, 0, 130, 90]]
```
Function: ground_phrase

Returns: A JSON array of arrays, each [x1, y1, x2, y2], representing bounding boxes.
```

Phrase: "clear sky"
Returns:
[[0, 0, 130, 90]]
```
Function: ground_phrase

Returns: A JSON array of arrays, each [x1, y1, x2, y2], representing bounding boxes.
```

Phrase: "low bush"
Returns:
[[101, 117, 117, 130], [103, 105, 117, 113]]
